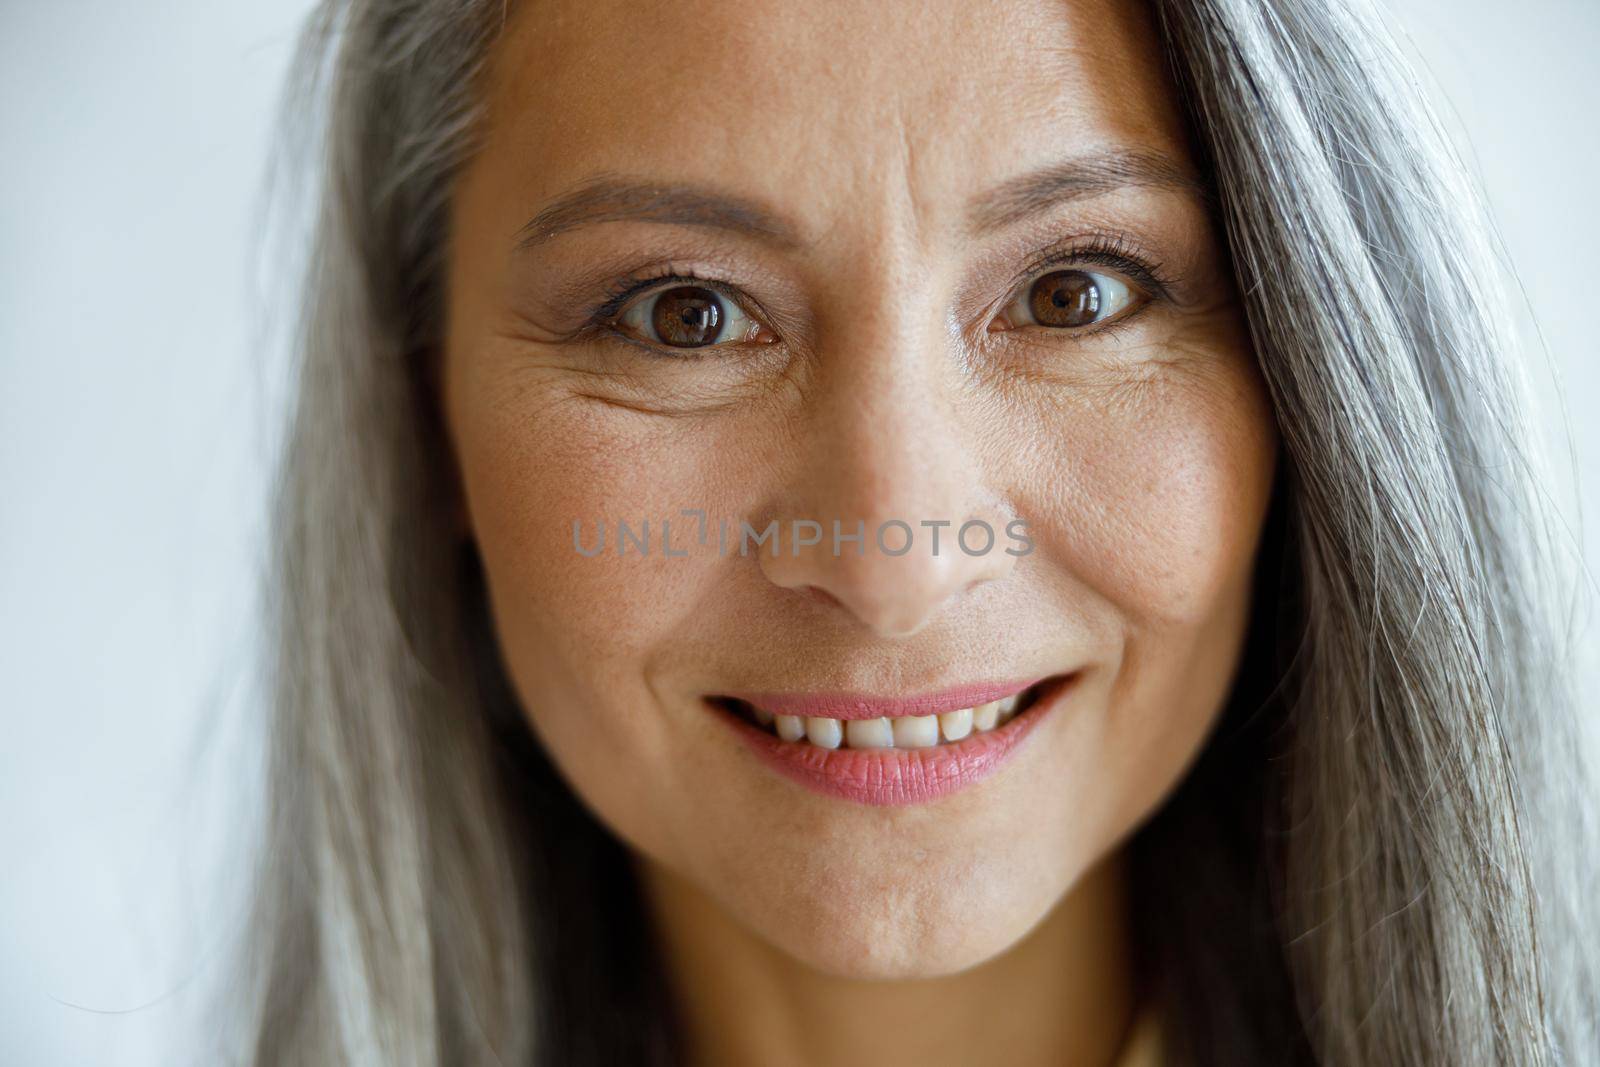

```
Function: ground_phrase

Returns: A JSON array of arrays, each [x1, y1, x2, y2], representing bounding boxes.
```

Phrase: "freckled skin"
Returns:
[[442, 0, 1279, 1063]]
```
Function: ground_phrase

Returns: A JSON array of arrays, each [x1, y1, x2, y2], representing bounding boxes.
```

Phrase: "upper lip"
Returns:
[[715, 677, 1046, 720]]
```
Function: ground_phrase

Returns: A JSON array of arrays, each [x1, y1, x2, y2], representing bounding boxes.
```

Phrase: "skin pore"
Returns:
[[441, 1, 1279, 1064]]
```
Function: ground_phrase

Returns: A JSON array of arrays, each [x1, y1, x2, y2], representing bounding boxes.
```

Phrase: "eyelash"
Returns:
[[589, 263, 734, 323], [580, 235, 1174, 350], [1017, 233, 1174, 306]]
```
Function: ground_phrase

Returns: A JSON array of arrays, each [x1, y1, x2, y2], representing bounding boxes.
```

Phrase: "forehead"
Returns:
[[482, 0, 1192, 238]]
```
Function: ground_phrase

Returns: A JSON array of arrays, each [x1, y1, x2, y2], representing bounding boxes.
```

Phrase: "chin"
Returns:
[[721, 846, 1071, 981]]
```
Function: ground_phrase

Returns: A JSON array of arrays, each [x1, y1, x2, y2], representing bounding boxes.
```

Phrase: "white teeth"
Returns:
[[972, 700, 1000, 731], [805, 716, 842, 749], [938, 707, 973, 741], [750, 688, 1034, 748], [892, 714, 940, 749], [846, 717, 895, 749]]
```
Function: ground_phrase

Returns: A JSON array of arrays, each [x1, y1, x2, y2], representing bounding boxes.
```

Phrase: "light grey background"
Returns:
[[1, 2, 1596, 1063]]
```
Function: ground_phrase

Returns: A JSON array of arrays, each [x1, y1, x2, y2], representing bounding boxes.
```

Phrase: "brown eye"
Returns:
[[616, 283, 767, 351], [652, 286, 723, 347], [998, 267, 1142, 332], [1030, 270, 1101, 327]]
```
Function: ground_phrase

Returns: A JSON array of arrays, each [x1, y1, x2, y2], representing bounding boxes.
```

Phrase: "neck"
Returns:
[[639, 851, 1136, 1067]]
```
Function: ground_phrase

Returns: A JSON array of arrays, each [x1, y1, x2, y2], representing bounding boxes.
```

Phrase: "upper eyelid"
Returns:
[[608, 274, 746, 315], [1011, 250, 1169, 304], [1011, 262, 1152, 307]]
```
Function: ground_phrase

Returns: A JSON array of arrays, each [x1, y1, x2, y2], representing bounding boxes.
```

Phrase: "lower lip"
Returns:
[[717, 675, 1074, 806]]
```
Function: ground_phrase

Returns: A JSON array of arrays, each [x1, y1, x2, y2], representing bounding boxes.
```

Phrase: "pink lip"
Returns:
[[715, 675, 1071, 806], [723, 678, 1043, 720]]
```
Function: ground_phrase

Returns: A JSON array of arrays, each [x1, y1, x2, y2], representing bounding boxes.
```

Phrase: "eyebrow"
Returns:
[[962, 148, 1211, 235], [512, 149, 1209, 251], [514, 175, 802, 251]]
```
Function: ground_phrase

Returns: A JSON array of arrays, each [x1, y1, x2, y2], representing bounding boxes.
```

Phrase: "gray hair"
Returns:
[[235, 0, 1599, 1063]]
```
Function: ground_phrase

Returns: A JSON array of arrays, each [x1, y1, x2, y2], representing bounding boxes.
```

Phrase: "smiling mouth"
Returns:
[[711, 678, 1054, 750], [707, 675, 1073, 805]]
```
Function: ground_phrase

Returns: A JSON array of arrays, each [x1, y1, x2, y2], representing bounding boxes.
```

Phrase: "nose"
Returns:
[[757, 323, 1016, 638]]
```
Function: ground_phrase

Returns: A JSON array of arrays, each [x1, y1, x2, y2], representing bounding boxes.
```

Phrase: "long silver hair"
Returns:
[[236, 0, 1599, 1063]]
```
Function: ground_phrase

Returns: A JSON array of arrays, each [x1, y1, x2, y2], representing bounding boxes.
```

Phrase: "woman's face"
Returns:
[[443, 0, 1277, 978]]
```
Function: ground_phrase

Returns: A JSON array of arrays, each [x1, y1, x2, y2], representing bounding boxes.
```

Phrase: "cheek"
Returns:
[[1024, 352, 1279, 630], [444, 364, 743, 808], [1019, 345, 1279, 838], [454, 375, 732, 662]]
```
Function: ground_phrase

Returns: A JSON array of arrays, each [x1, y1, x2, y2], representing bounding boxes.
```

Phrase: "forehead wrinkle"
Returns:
[[887, 92, 935, 263], [491, 0, 1205, 267]]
